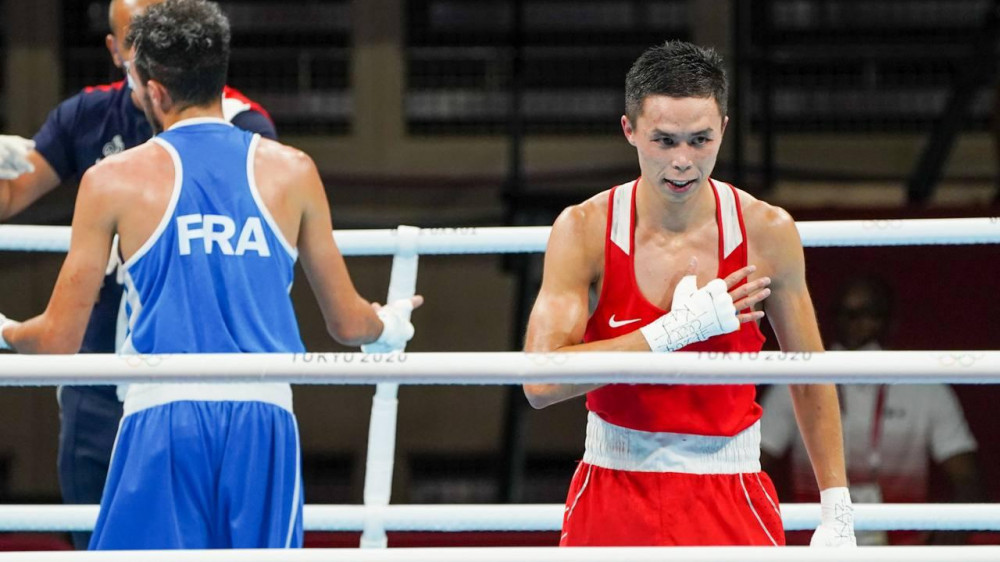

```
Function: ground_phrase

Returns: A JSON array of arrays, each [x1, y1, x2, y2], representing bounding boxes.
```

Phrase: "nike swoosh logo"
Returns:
[[608, 314, 641, 328]]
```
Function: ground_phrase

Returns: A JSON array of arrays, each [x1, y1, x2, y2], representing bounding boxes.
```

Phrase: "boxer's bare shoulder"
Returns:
[[737, 188, 803, 279], [548, 189, 611, 280]]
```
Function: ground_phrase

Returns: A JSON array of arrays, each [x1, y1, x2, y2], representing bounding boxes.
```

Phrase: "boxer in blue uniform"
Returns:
[[0, 1, 275, 549], [0, 0, 420, 550]]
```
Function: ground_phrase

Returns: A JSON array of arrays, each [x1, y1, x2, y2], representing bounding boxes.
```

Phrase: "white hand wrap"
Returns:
[[0, 312, 15, 351], [810, 487, 856, 547], [361, 299, 415, 354], [0, 135, 35, 180], [639, 275, 740, 352]]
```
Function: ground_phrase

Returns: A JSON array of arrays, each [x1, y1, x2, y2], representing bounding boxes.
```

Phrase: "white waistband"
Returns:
[[583, 412, 761, 474], [122, 383, 293, 417]]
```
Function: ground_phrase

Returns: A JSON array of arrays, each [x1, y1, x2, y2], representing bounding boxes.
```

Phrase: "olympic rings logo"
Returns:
[[861, 220, 903, 230], [937, 353, 984, 368], [122, 354, 164, 368]]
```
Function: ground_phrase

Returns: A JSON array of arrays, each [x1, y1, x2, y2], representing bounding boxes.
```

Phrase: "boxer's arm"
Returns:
[[757, 206, 846, 491], [284, 147, 419, 346], [2, 165, 115, 352], [522, 204, 615, 407], [292, 150, 382, 344]]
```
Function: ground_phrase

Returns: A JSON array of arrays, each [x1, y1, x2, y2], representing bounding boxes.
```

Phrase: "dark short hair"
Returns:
[[625, 40, 728, 124], [126, 0, 229, 108]]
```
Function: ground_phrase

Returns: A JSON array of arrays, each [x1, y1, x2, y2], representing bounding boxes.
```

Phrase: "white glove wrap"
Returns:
[[639, 275, 740, 352], [361, 299, 415, 354], [0, 312, 15, 351], [0, 135, 35, 180], [810, 487, 856, 547]]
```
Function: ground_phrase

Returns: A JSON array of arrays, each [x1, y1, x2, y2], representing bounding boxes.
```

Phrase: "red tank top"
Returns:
[[584, 178, 766, 436]]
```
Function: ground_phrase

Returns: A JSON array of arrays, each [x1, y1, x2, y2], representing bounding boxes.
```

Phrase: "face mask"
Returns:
[[123, 60, 138, 91]]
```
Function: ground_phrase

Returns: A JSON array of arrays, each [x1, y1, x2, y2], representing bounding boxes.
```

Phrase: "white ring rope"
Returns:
[[0, 351, 995, 386], [1, 547, 1000, 561], [1, 217, 999, 254], [2, 504, 998, 533]]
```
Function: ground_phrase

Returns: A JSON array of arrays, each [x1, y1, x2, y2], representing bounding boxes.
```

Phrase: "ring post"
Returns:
[[359, 226, 420, 548]]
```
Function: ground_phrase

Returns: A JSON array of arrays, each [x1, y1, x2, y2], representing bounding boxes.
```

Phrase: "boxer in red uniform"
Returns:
[[523, 41, 855, 548]]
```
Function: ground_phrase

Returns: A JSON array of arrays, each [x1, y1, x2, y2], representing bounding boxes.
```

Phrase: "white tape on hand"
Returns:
[[811, 487, 856, 547], [640, 275, 739, 352], [361, 299, 415, 354], [0, 135, 35, 180]]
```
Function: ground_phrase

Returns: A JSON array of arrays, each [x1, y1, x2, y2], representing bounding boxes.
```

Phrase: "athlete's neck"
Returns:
[[160, 102, 225, 131], [635, 177, 716, 233]]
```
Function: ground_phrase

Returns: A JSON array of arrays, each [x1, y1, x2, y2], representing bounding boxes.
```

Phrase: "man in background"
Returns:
[[761, 275, 984, 545]]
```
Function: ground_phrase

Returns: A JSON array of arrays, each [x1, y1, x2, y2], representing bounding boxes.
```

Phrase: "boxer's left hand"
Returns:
[[810, 487, 856, 547], [361, 296, 422, 353]]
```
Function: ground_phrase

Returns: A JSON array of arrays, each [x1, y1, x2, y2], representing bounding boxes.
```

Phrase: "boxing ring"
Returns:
[[0, 218, 999, 560]]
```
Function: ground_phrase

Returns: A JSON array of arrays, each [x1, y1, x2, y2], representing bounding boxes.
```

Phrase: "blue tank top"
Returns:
[[121, 119, 304, 354]]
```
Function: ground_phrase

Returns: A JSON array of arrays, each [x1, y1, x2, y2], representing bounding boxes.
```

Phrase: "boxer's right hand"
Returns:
[[640, 264, 770, 352], [640, 275, 738, 352], [0, 135, 35, 180]]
